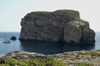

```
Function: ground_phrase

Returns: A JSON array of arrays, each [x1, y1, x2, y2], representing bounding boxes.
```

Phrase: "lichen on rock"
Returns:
[[19, 9, 95, 44]]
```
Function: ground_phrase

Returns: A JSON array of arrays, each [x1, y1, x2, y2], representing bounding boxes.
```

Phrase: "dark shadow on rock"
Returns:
[[20, 41, 95, 55]]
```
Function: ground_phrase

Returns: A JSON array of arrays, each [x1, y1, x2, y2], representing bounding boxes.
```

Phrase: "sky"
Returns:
[[0, 0, 100, 32]]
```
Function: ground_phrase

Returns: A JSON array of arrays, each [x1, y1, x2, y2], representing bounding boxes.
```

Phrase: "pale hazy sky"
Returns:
[[0, 0, 100, 32]]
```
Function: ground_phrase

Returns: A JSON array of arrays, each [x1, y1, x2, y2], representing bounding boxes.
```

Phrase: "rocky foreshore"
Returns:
[[0, 49, 100, 66]]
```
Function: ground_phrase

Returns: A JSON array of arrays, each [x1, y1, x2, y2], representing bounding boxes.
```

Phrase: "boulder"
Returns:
[[19, 10, 95, 44], [0, 51, 46, 64], [10, 36, 17, 40], [4, 51, 46, 59]]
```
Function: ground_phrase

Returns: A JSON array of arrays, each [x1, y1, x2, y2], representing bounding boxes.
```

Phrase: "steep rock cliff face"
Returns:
[[19, 10, 95, 44], [64, 19, 95, 44]]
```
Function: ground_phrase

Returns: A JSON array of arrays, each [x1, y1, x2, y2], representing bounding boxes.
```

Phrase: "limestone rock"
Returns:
[[19, 10, 95, 44], [4, 51, 46, 59], [0, 51, 46, 64], [10, 36, 17, 40], [0, 50, 100, 66], [0, 55, 4, 64], [64, 19, 95, 44]]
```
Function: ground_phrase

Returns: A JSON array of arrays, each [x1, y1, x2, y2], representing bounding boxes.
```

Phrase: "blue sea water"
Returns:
[[0, 32, 100, 55]]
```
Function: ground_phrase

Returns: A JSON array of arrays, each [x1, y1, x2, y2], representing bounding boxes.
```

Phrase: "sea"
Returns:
[[0, 32, 100, 55]]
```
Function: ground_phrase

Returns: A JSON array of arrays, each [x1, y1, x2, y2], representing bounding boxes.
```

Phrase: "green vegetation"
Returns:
[[69, 62, 78, 64], [69, 62, 93, 66], [63, 52, 71, 55], [70, 58, 76, 61], [76, 63, 93, 66], [95, 49, 100, 52], [74, 52, 89, 55], [75, 50, 100, 56], [0, 56, 66, 66], [63, 50, 100, 56]]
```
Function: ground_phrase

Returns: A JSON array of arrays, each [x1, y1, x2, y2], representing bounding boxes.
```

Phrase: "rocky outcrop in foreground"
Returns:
[[19, 10, 95, 44], [0, 50, 100, 66]]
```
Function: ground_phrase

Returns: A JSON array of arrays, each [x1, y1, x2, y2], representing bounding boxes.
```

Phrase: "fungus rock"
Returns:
[[19, 10, 95, 44]]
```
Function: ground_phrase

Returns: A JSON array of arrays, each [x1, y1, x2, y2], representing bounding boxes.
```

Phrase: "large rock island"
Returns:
[[19, 10, 95, 44]]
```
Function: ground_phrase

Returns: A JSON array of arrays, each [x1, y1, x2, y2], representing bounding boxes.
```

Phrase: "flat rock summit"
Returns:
[[19, 10, 95, 44]]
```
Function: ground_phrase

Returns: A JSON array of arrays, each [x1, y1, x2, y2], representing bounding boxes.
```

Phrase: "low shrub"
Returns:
[[0, 56, 66, 66], [76, 63, 93, 66]]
